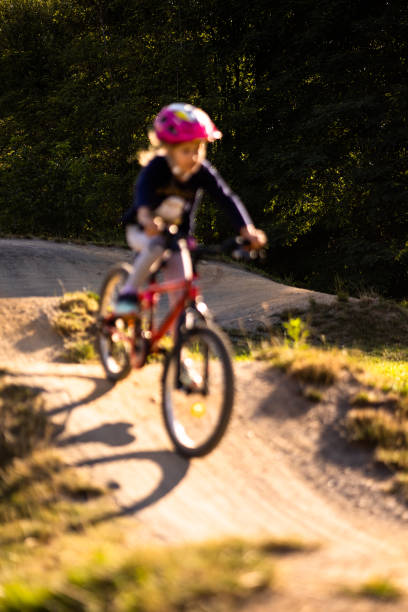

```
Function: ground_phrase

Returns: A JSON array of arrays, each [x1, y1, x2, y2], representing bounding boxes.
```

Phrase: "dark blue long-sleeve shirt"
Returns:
[[122, 155, 252, 234]]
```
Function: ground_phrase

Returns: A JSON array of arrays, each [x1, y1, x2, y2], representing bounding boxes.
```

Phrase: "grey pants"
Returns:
[[124, 225, 191, 310]]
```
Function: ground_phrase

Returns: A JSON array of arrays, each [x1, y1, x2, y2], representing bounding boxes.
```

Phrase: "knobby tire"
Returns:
[[162, 325, 234, 457], [97, 262, 133, 381]]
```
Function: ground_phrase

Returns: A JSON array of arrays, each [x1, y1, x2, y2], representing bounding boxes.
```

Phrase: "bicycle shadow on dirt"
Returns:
[[46, 375, 113, 417], [0, 448, 189, 548], [1, 367, 114, 436], [48, 374, 115, 438], [57, 422, 136, 448], [76, 449, 190, 522]]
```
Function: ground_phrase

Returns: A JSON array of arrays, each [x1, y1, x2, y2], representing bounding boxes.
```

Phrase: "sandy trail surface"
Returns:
[[0, 238, 335, 328], [1, 239, 407, 609]]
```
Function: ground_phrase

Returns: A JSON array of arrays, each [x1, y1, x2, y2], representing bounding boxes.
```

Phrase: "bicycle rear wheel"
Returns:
[[97, 263, 133, 381], [162, 326, 234, 457]]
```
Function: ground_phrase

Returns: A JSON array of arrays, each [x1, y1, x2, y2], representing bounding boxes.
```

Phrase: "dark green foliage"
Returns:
[[0, 0, 407, 296]]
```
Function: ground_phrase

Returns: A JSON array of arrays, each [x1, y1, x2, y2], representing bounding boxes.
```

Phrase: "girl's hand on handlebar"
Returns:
[[137, 206, 164, 236], [240, 224, 267, 250]]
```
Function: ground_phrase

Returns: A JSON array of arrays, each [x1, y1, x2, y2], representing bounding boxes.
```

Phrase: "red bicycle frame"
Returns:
[[138, 275, 200, 350]]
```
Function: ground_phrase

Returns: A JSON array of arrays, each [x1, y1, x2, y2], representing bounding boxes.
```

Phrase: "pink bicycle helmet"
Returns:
[[154, 103, 222, 144]]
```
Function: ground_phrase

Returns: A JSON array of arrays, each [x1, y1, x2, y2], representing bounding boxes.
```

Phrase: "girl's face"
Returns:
[[167, 139, 207, 178]]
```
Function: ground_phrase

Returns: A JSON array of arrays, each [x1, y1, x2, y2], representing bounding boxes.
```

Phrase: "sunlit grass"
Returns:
[[0, 536, 318, 611], [258, 343, 348, 386], [63, 340, 97, 363], [53, 291, 99, 362], [0, 384, 51, 466], [342, 576, 403, 602], [355, 354, 408, 396], [0, 379, 318, 608], [0, 382, 114, 587], [262, 295, 408, 396], [256, 304, 408, 501]]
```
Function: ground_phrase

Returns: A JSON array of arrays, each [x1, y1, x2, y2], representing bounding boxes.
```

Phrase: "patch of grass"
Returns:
[[0, 384, 51, 467], [53, 291, 99, 362], [256, 304, 408, 498], [390, 472, 408, 499], [0, 454, 113, 586], [334, 274, 350, 303], [260, 345, 347, 386], [54, 291, 99, 334], [0, 450, 105, 525], [343, 576, 403, 602], [0, 536, 314, 611], [268, 299, 408, 391], [375, 448, 408, 471], [303, 387, 324, 403], [344, 387, 408, 497], [0, 382, 113, 583], [354, 354, 408, 396], [350, 390, 380, 406], [346, 408, 408, 449], [63, 340, 97, 363]]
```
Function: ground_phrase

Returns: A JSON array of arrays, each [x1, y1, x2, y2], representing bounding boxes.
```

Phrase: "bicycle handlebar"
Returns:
[[191, 236, 253, 261], [159, 222, 266, 263]]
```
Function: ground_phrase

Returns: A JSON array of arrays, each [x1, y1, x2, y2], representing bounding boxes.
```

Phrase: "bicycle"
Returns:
[[96, 228, 251, 457]]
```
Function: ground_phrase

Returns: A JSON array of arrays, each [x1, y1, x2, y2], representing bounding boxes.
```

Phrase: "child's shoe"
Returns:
[[115, 291, 139, 315]]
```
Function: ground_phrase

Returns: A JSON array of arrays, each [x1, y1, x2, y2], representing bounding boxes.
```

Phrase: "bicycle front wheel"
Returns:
[[162, 326, 234, 457], [97, 263, 133, 381]]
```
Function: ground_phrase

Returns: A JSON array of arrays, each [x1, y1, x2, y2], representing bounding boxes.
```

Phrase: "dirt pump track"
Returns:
[[1, 238, 408, 609]]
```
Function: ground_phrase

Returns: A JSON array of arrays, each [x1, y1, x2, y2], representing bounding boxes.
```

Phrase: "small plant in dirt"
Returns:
[[53, 291, 99, 362], [342, 576, 403, 602], [283, 316, 310, 348]]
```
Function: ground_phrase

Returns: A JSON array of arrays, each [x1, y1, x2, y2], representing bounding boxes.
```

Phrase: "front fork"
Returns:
[[174, 298, 210, 394]]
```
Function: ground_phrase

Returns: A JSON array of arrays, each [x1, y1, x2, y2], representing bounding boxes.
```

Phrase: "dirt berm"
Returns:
[[1, 238, 408, 610]]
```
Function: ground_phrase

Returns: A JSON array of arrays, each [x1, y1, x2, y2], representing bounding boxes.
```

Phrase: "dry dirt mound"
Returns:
[[0, 237, 335, 330], [1, 239, 408, 609]]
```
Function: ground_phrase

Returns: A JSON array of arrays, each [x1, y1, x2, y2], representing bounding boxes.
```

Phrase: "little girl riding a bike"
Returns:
[[116, 102, 266, 316]]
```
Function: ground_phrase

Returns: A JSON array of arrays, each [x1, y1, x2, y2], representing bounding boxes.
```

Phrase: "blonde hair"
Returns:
[[136, 129, 168, 167], [132, 129, 207, 167]]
